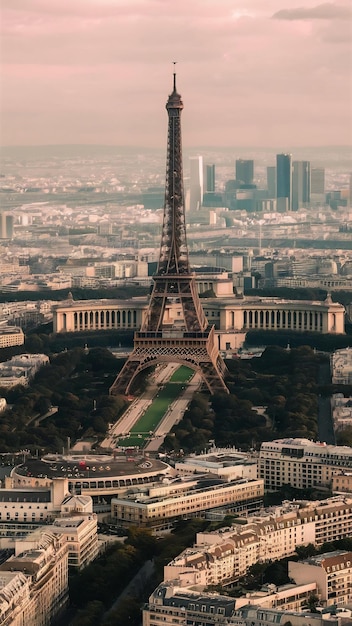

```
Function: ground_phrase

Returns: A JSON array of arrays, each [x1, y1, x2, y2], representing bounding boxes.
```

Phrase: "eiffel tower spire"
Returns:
[[110, 74, 228, 396], [142, 71, 207, 334]]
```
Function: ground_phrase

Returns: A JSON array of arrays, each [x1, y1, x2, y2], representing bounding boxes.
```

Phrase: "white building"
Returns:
[[259, 438, 352, 490], [331, 348, 352, 385], [189, 156, 204, 212], [0, 530, 69, 626], [0, 571, 35, 626], [16, 510, 98, 571], [0, 326, 24, 348], [111, 476, 264, 530], [143, 580, 343, 626], [0, 353, 49, 388], [175, 448, 258, 482], [163, 496, 352, 587]]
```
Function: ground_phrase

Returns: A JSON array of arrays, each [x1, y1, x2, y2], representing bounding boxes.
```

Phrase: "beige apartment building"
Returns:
[[259, 438, 352, 490], [143, 580, 344, 626], [0, 571, 35, 626], [332, 471, 352, 494], [111, 477, 264, 528], [0, 530, 69, 626], [289, 550, 352, 607], [0, 326, 24, 348], [48, 514, 99, 569], [16, 512, 99, 571], [163, 497, 352, 587]]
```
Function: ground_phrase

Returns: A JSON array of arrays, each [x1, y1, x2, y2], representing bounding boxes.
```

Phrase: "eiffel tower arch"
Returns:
[[110, 74, 228, 396]]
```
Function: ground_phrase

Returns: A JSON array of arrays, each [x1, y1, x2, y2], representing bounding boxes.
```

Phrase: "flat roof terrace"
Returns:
[[13, 456, 169, 481]]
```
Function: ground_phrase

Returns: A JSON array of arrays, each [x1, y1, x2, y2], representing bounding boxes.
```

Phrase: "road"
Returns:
[[100, 364, 179, 449], [318, 361, 336, 445], [103, 558, 155, 619]]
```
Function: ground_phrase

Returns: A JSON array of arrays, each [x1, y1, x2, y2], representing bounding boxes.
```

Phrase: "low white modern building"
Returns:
[[111, 476, 264, 529], [0, 353, 49, 388], [175, 448, 258, 482], [0, 326, 25, 348], [331, 348, 352, 385]]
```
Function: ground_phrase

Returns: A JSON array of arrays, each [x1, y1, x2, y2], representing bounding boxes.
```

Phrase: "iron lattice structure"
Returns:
[[110, 75, 228, 395]]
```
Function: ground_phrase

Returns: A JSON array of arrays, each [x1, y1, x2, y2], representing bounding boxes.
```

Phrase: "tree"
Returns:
[[305, 592, 320, 613]]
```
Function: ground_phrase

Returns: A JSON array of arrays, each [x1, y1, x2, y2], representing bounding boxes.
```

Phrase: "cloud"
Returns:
[[1, 0, 351, 147], [273, 2, 352, 20]]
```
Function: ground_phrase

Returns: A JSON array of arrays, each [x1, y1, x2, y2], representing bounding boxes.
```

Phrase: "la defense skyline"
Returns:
[[187, 152, 332, 215]]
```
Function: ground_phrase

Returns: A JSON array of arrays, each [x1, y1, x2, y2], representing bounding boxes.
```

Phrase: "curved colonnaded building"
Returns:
[[53, 293, 345, 351]]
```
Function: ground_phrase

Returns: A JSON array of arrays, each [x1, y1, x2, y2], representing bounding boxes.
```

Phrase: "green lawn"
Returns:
[[117, 366, 193, 448], [169, 366, 193, 383]]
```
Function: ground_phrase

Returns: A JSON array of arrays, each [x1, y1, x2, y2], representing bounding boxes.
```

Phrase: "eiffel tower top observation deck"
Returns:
[[110, 74, 228, 395]]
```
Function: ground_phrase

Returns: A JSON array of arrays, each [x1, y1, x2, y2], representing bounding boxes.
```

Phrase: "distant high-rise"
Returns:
[[189, 156, 203, 211], [206, 164, 215, 192], [267, 166, 277, 199], [292, 161, 310, 210], [0, 213, 14, 239], [276, 153, 292, 211], [311, 168, 325, 194], [235, 159, 254, 185]]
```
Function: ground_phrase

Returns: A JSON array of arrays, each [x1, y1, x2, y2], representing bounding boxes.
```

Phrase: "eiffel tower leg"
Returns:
[[109, 356, 141, 396]]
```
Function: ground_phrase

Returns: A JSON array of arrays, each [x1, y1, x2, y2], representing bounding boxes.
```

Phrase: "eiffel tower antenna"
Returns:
[[110, 74, 228, 395]]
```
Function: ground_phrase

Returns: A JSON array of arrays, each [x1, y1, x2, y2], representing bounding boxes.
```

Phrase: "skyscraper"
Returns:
[[276, 153, 292, 211], [311, 168, 325, 194], [235, 159, 254, 185], [311, 168, 325, 205], [267, 166, 277, 199], [189, 156, 203, 211], [206, 164, 215, 192], [292, 160, 310, 210], [0, 213, 14, 239]]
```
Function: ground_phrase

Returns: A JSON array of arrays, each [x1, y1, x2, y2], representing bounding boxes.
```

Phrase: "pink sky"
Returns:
[[1, 0, 351, 147]]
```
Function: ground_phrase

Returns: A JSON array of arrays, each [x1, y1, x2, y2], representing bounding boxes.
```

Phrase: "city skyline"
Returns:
[[1, 0, 351, 148]]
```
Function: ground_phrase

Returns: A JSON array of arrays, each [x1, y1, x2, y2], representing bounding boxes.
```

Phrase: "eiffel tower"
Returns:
[[110, 73, 228, 395]]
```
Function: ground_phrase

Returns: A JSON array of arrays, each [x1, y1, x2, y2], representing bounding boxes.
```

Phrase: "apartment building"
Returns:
[[0, 571, 35, 626], [143, 583, 236, 626], [289, 550, 352, 607], [0, 326, 25, 348], [143, 581, 343, 626], [259, 438, 352, 490], [47, 514, 99, 569], [111, 476, 264, 529], [164, 497, 352, 586], [0, 530, 69, 626], [332, 472, 352, 494]]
